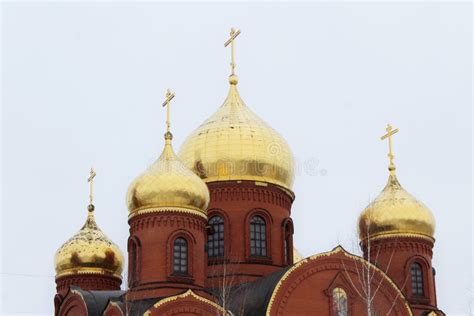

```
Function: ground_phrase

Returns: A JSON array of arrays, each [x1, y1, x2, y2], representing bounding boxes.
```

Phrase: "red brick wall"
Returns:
[[127, 211, 208, 301], [103, 302, 124, 316], [267, 248, 412, 316], [56, 291, 88, 316], [362, 236, 438, 315], [55, 274, 121, 297], [205, 180, 295, 288]]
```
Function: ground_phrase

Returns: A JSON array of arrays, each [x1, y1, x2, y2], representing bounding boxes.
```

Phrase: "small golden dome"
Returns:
[[178, 81, 295, 190], [127, 132, 210, 215], [358, 174, 436, 241], [54, 205, 124, 278]]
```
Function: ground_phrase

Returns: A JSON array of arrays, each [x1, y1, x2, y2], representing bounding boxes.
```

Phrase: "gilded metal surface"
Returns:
[[358, 174, 436, 241], [162, 89, 175, 133], [178, 81, 295, 190], [54, 205, 124, 278], [87, 167, 96, 205], [359, 125, 435, 241], [380, 124, 399, 173], [224, 27, 241, 76], [127, 134, 210, 214], [128, 90, 209, 215]]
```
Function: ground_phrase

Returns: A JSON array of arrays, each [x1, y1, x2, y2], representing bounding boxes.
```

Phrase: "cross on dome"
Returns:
[[87, 167, 96, 206], [224, 28, 241, 83], [380, 124, 399, 174], [162, 89, 175, 136]]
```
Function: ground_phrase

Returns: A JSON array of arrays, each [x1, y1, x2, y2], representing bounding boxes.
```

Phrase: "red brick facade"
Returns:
[[206, 181, 295, 288], [54, 180, 443, 315], [126, 210, 210, 301], [266, 247, 412, 316], [362, 236, 438, 315], [55, 289, 89, 316], [55, 274, 122, 297], [103, 302, 125, 316]]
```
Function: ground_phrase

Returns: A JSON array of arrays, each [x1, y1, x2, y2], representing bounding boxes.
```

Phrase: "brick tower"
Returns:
[[53, 169, 123, 313], [125, 90, 212, 308], [179, 34, 296, 287], [358, 125, 439, 315]]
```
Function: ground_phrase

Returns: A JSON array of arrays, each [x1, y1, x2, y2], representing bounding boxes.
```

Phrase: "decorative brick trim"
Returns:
[[363, 237, 434, 258], [55, 273, 122, 293], [208, 181, 294, 209], [129, 212, 207, 234]]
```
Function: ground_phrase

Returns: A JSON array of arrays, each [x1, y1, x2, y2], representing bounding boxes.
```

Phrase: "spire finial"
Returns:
[[224, 27, 241, 84], [380, 124, 399, 174], [162, 89, 175, 139], [87, 167, 96, 209]]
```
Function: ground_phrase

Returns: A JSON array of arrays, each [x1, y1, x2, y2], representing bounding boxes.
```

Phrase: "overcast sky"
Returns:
[[1, 2, 472, 315]]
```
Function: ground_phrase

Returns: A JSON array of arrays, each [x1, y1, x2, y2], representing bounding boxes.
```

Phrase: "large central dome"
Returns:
[[178, 76, 295, 191]]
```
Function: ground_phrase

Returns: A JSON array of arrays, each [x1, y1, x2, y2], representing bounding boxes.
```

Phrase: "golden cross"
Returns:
[[224, 28, 241, 75], [87, 167, 96, 205], [161, 89, 175, 133], [380, 124, 399, 172]]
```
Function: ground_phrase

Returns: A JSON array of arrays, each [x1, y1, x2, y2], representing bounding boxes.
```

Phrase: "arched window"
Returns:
[[283, 221, 292, 265], [173, 237, 188, 274], [128, 237, 140, 287], [208, 215, 224, 258], [411, 262, 424, 295], [250, 215, 267, 256], [332, 287, 348, 316]]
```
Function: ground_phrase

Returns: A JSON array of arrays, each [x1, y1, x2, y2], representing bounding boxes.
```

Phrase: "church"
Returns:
[[53, 29, 444, 316]]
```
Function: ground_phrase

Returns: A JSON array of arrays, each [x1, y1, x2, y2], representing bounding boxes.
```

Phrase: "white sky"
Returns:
[[1, 2, 472, 315]]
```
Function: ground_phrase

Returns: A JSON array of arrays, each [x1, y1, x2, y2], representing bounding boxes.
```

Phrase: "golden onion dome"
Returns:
[[359, 125, 436, 241], [178, 76, 295, 191], [127, 132, 210, 216], [54, 204, 124, 278], [358, 173, 436, 241]]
